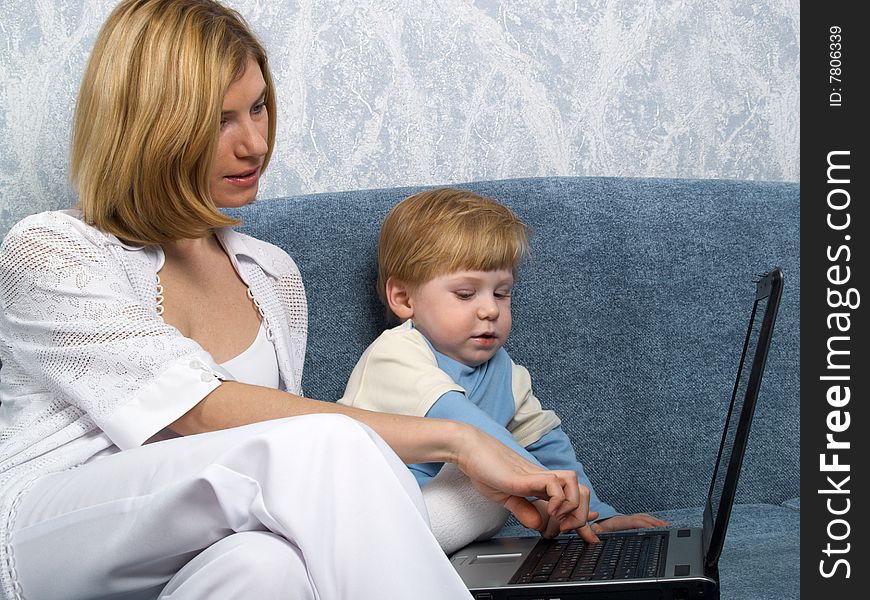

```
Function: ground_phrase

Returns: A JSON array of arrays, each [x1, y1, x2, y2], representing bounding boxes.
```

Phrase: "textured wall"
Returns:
[[0, 0, 800, 237]]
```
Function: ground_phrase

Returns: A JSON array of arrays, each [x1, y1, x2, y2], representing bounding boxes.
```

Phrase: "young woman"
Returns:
[[0, 1, 592, 598]]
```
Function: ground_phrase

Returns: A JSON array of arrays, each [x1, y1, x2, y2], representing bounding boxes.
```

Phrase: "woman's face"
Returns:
[[209, 57, 269, 208]]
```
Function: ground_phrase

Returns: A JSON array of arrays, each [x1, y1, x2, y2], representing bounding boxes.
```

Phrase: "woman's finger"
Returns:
[[550, 471, 581, 518], [503, 496, 544, 531], [574, 521, 600, 544]]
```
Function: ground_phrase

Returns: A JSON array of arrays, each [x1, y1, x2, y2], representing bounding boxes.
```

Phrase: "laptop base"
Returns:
[[454, 532, 719, 600], [467, 577, 718, 600]]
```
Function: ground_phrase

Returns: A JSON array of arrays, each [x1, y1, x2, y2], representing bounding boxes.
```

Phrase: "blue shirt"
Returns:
[[409, 338, 617, 520]]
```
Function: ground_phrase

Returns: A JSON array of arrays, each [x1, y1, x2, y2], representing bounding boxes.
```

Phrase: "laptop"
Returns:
[[450, 267, 784, 600]]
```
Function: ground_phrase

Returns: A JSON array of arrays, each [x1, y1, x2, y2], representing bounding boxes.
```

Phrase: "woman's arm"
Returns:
[[171, 381, 598, 542], [171, 380, 467, 464]]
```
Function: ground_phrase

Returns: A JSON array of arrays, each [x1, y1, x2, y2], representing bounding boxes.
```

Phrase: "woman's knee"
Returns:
[[160, 531, 314, 599], [219, 531, 304, 574]]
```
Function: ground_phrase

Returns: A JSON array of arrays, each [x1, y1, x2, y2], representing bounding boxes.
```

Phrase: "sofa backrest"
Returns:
[[232, 176, 799, 513]]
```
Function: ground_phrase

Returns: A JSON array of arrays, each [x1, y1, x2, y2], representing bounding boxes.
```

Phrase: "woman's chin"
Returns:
[[212, 186, 259, 209]]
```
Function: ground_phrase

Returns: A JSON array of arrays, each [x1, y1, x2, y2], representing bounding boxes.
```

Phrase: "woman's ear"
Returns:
[[385, 277, 414, 321]]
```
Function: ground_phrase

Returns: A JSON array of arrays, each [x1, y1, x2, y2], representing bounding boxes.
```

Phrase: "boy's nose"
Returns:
[[477, 299, 499, 319]]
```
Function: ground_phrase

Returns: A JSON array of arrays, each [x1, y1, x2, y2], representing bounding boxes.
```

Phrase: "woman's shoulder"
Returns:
[[0, 211, 148, 299], [1, 210, 116, 256], [6, 209, 78, 234]]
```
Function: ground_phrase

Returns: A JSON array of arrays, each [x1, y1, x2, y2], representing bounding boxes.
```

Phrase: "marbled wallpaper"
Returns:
[[0, 0, 800, 237]]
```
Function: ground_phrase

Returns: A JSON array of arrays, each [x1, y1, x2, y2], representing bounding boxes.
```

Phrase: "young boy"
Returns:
[[340, 188, 665, 553]]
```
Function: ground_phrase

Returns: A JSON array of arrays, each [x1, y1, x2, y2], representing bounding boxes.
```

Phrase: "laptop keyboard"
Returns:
[[509, 532, 666, 584]]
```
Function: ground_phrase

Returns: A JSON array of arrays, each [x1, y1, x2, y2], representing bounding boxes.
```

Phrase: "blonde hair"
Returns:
[[377, 188, 529, 306], [71, 0, 276, 245]]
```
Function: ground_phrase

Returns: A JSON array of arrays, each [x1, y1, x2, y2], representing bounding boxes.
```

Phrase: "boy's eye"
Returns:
[[494, 287, 513, 299], [455, 291, 475, 300]]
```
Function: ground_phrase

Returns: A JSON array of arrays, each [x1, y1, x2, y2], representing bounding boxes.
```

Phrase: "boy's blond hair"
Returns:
[[71, 0, 277, 245], [377, 188, 529, 306]]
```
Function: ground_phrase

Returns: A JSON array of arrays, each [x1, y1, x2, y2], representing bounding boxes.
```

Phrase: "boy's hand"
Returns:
[[590, 513, 668, 533], [532, 499, 600, 541]]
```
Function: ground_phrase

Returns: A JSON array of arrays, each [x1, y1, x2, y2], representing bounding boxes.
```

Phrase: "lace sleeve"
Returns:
[[273, 259, 308, 393], [0, 213, 222, 448]]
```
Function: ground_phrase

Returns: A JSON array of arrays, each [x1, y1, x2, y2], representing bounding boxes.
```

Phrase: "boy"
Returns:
[[340, 188, 665, 552]]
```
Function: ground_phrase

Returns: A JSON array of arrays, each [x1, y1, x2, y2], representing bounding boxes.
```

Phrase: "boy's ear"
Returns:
[[385, 277, 414, 320]]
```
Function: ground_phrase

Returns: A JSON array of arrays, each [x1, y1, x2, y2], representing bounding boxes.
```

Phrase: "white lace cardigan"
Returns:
[[0, 210, 308, 598]]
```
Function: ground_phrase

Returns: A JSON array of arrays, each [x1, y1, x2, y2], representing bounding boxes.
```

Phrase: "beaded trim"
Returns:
[[155, 274, 165, 317], [247, 287, 275, 340], [4, 476, 40, 600]]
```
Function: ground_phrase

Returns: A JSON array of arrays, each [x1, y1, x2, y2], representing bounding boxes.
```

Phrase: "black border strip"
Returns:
[[801, 3, 867, 597]]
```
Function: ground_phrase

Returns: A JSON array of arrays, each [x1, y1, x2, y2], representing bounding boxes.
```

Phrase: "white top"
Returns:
[[90, 322, 281, 457], [221, 322, 280, 390], [0, 210, 307, 597]]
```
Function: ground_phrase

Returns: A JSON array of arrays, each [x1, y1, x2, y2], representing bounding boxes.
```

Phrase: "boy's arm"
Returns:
[[507, 363, 563, 448], [426, 390, 544, 469], [506, 361, 615, 518], [340, 324, 464, 416], [527, 429, 669, 533], [524, 427, 619, 520]]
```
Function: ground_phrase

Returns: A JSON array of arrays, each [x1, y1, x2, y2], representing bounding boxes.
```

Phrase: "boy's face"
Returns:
[[406, 269, 513, 367]]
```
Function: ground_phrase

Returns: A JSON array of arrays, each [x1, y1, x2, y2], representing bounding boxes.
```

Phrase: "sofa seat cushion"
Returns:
[[493, 502, 799, 599]]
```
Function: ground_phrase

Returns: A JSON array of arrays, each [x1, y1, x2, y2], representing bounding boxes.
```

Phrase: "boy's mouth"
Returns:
[[471, 332, 498, 344]]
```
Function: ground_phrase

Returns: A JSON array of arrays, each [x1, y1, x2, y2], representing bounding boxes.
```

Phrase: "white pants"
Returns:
[[9, 414, 473, 599], [422, 464, 509, 555]]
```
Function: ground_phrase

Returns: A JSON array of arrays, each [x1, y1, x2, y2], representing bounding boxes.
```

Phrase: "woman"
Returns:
[[0, 1, 593, 598]]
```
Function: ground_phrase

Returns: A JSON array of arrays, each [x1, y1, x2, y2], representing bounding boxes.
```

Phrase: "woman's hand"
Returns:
[[531, 499, 600, 539], [452, 425, 600, 544]]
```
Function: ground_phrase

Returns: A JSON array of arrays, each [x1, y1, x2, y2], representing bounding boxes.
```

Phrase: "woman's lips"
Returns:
[[224, 166, 260, 187]]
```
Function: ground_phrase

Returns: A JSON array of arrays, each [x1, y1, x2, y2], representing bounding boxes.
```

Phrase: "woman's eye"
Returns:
[[252, 101, 266, 115]]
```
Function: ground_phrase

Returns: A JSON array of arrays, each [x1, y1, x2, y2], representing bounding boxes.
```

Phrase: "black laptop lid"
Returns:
[[701, 267, 783, 569]]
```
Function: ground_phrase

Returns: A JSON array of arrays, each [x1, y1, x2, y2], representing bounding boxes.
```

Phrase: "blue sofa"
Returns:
[[230, 176, 800, 599]]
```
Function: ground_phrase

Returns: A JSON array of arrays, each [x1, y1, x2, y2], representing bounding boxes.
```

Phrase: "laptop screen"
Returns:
[[702, 268, 782, 568]]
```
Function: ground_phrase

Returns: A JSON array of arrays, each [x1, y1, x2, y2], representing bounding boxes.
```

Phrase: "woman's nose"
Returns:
[[236, 119, 268, 158]]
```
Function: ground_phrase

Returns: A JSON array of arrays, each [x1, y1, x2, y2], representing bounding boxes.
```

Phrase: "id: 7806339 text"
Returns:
[[829, 26, 843, 107]]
